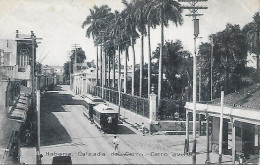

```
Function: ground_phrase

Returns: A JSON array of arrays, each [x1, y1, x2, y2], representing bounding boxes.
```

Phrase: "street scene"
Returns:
[[0, 0, 259, 164]]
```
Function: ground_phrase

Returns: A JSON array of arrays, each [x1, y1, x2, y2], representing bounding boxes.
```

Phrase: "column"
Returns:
[[231, 119, 236, 163], [199, 114, 202, 136], [185, 111, 190, 153], [205, 113, 211, 164], [149, 88, 157, 133]]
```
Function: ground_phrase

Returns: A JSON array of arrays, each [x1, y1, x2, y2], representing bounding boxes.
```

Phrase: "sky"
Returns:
[[0, 0, 259, 66]]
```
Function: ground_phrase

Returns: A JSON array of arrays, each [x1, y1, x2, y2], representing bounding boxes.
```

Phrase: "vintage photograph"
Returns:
[[0, 0, 259, 164]]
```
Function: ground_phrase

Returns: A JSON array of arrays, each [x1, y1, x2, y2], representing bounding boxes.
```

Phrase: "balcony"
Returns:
[[0, 65, 30, 80]]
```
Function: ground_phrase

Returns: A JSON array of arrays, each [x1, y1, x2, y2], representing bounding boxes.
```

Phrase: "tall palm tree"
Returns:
[[151, 0, 183, 103], [120, 5, 132, 94], [122, 0, 139, 96], [82, 5, 113, 88], [144, 0, 160, 98], [134, 0, 147, 97]]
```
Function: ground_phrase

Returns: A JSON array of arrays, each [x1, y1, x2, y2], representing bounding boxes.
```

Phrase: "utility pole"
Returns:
[[31, 31, 35, 106], [67, 51, 72, 87], [36, 90, 41, 165], [179, 0, 208, 164], [71, 44, 80, 93], [219, 91, 224, 164], [72, 44, 80, 73], [24, 30, 42, 164], [210, 35, 214, 101]]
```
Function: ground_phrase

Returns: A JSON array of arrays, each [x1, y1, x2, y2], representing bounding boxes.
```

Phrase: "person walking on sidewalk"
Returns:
[[112, 135, 120, 153]]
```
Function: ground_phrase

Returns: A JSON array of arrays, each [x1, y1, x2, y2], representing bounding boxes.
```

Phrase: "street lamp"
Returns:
[[179, 0, 208, 164]]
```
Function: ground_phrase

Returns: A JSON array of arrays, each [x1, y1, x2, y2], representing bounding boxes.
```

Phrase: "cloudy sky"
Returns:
[[0, 0, 259, 66]]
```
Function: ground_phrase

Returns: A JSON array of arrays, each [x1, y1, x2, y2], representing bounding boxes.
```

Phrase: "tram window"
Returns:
[[236, 127, 241, 137]]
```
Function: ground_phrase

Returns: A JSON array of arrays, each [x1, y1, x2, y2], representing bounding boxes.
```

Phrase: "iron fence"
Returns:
[[91, 86, 149, 118]]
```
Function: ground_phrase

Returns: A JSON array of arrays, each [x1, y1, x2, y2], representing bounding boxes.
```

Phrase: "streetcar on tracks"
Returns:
[[83, 95, 106, 122], [93, 104, 118, 134]]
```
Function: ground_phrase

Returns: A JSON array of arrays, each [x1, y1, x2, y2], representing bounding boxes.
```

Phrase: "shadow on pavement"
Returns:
[[40, 89, 85, 146], [116, 124, 136, 135]]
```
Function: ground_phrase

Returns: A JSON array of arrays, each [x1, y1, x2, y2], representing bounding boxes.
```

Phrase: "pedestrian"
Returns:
[[141, 122, 145, 136], [112, 135, 120, 153]]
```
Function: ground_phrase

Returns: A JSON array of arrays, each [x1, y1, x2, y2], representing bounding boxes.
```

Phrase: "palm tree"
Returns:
[[151, 0, 183, 103], [108, 10, 121, 89], [122, 0, 139, 96], [144, 0, 160, 98], [134, 0, 148, 97], [82, 5, 113, 88]]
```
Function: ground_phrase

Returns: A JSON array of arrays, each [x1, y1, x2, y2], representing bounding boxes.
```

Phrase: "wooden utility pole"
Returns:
[[31, 31, 35, 106], [71, 44, 80, 93], [179, 0, 208, 164], [67, 51, 72, 86], [210, 36, 214, 101], [72, 44, 80, 73], [36, 90, 41, 164]]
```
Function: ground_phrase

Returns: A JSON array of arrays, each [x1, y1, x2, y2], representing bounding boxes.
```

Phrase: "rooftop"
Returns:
[[211, 83, 260, 110]]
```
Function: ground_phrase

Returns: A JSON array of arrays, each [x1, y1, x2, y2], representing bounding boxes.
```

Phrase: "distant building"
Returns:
[[42, 65, 64, 85], [53, 66, 64, 84]]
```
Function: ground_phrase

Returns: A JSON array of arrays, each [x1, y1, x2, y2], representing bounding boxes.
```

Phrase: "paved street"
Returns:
[[36, 85, 233, 164]]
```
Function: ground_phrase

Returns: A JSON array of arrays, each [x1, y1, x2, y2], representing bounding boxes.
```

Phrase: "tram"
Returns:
[[92, 104, 118, 134], [83, 95, 106, 122]]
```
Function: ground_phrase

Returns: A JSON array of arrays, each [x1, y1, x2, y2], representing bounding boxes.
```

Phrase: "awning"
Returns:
[[9, 109, 26, 123]]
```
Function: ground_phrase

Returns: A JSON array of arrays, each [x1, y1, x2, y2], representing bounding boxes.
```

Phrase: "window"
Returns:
[[18, 48, 30, 68]]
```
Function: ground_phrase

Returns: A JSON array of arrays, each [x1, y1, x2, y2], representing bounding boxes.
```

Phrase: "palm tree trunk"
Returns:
[[118, 45, 121, 106], [108, 55, 111, 88], [257, 20, 260, 82], [96, 46, 99, 86], [148, 25, 151, 98], [101, 44, 105, 98], [140, 34, 144, 97], [124, 48, 128, 94], [104, 49, 107, 87], [158, 2, 164, 104], [100, 45, 103, 89], [113, 53, 115, 88], [131, 37, 135, 96]]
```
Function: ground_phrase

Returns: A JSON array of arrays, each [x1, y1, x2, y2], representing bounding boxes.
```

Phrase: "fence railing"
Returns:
[[90, 86, 150, 118]]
